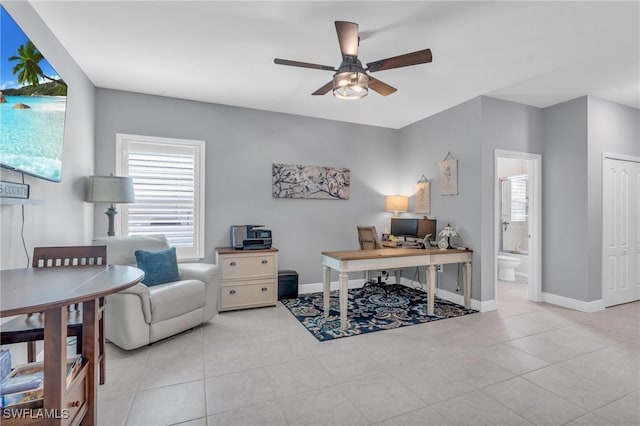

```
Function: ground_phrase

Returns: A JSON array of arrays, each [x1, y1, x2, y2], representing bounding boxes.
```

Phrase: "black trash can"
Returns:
[[278, 270, 298, 300]]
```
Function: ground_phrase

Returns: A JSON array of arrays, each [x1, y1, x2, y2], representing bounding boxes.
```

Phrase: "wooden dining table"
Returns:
[[1, 265, 144, 426]]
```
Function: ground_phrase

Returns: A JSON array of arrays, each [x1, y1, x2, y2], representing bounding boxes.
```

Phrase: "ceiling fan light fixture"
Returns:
[[332, 71, 368, 100]]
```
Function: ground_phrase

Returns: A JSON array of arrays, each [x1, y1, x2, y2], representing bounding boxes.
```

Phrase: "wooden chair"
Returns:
[[0, 245, 108, 384]]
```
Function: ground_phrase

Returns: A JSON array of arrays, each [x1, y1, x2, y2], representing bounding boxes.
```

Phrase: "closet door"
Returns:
[[603, 156, 640, 307]]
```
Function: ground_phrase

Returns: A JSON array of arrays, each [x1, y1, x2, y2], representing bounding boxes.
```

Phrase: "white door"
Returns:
[[603, 156, 640, 307]]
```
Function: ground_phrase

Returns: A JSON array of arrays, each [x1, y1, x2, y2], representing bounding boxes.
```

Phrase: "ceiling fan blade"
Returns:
[[311, 81, 334, 96], [274, 58, 336, 71], [367, 76, 397, 96], [335, 21, 359, 59], [366, 48, 432, 72]]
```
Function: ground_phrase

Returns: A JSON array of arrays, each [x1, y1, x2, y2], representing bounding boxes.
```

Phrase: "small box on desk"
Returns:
[[278, 270, 298, 300]]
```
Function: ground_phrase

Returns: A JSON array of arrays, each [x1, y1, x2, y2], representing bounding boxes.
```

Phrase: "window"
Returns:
[[116, 134, 205, 260], [510, 177, 528, 223]]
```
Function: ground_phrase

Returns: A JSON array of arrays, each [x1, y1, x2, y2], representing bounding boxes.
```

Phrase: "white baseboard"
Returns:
[[541, 292, 605, 313], [299, 277, 496, 312]]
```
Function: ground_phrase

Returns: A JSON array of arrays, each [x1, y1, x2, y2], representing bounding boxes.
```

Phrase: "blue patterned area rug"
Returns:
[[281, 284, 477, 341]]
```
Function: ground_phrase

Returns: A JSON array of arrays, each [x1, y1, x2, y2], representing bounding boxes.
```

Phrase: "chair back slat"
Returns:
[[32, 245, 108, 269]]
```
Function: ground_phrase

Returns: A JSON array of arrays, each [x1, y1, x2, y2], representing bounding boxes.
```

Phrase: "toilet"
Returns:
[[497, 255, 521, 281]]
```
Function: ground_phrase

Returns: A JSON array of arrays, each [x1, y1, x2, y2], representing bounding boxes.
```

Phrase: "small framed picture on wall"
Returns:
[[415, 175, 430, 213], [439, 152, 458, 195]]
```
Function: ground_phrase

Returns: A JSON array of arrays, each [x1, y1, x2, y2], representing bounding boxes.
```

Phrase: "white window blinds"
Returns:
[[116, 134, 205, 260], [510, 177, 528, 223]]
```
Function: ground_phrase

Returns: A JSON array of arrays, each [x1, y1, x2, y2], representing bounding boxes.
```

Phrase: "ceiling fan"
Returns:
[[274, 21, 432, 100]]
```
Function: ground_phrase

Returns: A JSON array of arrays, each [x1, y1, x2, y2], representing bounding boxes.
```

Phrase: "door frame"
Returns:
[[494, 150, 542, 303], [602, 152, 640, 307]]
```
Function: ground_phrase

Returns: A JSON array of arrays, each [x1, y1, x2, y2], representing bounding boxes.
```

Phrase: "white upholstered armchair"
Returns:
[[93, 234, 218, 350]]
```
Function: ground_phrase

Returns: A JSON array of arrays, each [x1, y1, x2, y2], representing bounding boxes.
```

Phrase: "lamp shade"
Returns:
[[438, 224, 459, 238], [86, 176, 135, 204], [385, 195, 409, 214]]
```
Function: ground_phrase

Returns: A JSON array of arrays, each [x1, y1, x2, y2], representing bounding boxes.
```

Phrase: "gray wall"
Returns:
[[398, 96, 542, 301], [479, 97, 543, 299], [586, 97, 640, 300], [541, 97, 589, 300], [94, 89, 397, 284], [96, 90, 633, 306], [542, 96, 639, 302], [398, 98, 483, 299], [0, 2, 95, 270]]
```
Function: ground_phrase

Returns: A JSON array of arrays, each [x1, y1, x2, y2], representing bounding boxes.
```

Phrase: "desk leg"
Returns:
[[322, 266, 331, 317], [83, 299, 99, 426], [43, 306, 67, 426], [340, 272, 349, 330], [464, 260, 472, 309], [395, 270, 402, 284], [427, 265, 436, 315]]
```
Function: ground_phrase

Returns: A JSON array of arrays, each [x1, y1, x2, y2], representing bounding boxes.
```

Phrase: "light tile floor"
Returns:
[[96, 280, 639, 426]]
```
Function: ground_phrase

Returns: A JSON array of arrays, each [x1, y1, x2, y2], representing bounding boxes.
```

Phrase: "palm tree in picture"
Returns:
[[9, 40, 66, 87]]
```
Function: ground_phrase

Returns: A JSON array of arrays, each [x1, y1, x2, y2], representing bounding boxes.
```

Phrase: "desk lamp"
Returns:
[[438, 224, 459, 249], [87, 175, 135, 236], [385, 195, 408, 217]]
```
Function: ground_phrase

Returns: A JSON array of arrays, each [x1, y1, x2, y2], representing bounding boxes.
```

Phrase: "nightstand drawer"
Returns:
[[220, 281, 276, 311], [220, 253, 277, 280]]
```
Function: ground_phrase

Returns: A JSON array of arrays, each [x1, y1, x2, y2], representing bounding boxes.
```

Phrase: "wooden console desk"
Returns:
[[322, 248, 472, 329], [1, 265, 144, 426]]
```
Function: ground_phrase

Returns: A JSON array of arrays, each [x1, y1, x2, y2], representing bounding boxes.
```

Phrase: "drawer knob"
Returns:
[[230, 261, 237, 266], [261, 287, 268, 292], [261, 260, 268, 264], [229, 290, 236, 295], [69, 400, 80, 408]]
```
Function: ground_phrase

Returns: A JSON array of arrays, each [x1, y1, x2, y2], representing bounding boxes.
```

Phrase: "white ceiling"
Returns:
[[30, 1, 639, 129]]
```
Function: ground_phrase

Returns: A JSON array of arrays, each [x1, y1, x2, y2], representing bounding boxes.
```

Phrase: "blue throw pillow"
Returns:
[[134, 247, 180, 286]]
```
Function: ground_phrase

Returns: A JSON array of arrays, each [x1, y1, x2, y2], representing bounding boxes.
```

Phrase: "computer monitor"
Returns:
[[417, 218, 437, 241], [390, 218, 437, 241], [390, 218, 418, 237]]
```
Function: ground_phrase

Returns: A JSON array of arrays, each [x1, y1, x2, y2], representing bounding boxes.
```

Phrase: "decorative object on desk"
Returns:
[[439, 152, 458, 195], [438, 223, 459, 249], [0, 180, 29, 199], [415, 175, 430, 213], [272, 163, 350, 199], [281, 284, 477, 341], [86, 174, 135, 236], [385, 195, 408, 216]]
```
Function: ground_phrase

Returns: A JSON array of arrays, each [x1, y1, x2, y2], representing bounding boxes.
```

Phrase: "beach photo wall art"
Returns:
[[1, 5, 67, 182]]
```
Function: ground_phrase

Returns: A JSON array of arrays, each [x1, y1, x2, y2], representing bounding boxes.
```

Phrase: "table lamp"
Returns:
[[87, 175, 135, 236], [385, 195, 408, 217], [438, 224, 459, 249]]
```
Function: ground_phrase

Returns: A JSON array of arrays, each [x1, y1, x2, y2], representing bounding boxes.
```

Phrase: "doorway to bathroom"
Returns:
[[494, 150, 541, 306]]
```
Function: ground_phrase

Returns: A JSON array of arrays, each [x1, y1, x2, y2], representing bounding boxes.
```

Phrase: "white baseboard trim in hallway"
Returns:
[[541, 292, 605, 313]]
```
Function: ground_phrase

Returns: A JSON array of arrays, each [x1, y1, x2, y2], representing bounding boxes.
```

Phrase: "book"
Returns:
[[0, 355, 83, 408], [0, 349, 10, 382]]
